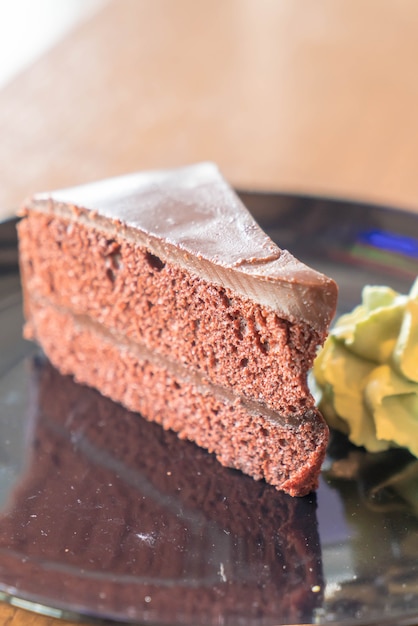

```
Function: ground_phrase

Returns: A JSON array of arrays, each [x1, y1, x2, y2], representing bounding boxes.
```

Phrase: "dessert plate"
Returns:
[[0, 193, 417, 626]]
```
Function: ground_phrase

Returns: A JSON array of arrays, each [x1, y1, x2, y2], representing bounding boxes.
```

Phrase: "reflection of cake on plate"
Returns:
[[0, 358, 324, 625], [17, 163, 337, 496]]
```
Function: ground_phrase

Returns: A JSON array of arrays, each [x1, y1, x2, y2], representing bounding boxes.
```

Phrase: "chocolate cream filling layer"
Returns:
[[26, 294, 315, 428]]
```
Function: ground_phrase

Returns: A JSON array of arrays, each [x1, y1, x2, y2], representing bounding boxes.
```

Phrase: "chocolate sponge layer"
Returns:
[[19, 212, 322, 416], [23, 297, 328, 496]]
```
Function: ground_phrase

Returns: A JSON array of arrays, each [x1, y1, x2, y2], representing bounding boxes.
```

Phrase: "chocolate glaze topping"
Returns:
[[26, 162, 337, 331]]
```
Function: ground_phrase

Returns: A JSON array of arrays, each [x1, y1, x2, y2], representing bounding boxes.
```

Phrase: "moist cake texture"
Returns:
[[17, 162, 338, 496]]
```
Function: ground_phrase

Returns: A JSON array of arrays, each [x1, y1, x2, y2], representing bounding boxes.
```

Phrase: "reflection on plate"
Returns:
[[0, 356, 324, 625], [0, 192, 417, 626]]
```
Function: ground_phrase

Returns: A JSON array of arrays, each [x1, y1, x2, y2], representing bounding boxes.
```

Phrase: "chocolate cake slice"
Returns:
[[17, 162, 337, 496]]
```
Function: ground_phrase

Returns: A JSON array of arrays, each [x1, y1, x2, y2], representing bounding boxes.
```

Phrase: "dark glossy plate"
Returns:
[[0, 193, 417, 626]]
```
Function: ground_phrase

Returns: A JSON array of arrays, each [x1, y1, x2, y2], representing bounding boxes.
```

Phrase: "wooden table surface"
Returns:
[[3, 0, 418, 218], [1, 1, 418, 624]]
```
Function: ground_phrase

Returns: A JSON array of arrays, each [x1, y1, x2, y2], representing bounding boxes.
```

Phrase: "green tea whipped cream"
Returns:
[[313, 278, 418, 458]]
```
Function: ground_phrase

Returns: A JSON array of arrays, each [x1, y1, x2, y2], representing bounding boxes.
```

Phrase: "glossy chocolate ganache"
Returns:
[[24, 163, 336, 331], [18, 163, 337, 495], [0, 358, 325, 625]]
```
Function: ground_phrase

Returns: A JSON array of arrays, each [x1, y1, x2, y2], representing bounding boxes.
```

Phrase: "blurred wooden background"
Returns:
[[2, 0, 418, 220]]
